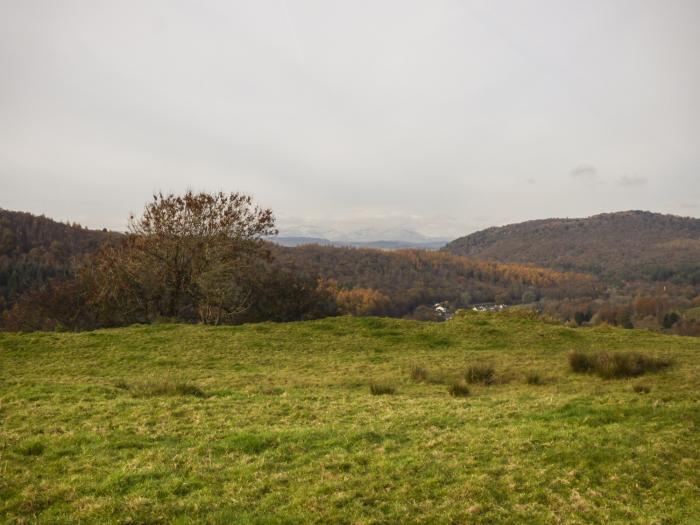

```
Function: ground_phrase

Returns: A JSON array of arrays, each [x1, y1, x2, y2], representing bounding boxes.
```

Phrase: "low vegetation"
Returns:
[[409, 364, 429, 382], [447, 379, 471, 397], [568, 350, 672, 378], [465, 362, 496, 385], [369, 382, 396, 395], [525, 371, 544, 385], [1, 312, 699, 523]]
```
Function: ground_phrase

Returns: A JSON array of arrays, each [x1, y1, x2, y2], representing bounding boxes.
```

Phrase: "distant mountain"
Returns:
[[273, 236, 447, 250], [276, 225, 450, 248], [444, 211, 700, 283]]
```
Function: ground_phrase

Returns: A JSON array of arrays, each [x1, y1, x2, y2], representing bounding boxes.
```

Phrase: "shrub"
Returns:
[[568, 350, 671, 378], [525, 372, 543, 385], [448, 380, 470, 397], [465, 363, 495, 385], [410, 365, 429, 382], [369, 382, 396, 396], [633, 384, 651, 394]]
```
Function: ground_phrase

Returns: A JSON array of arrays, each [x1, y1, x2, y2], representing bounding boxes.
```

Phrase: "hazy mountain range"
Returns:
[[273, 226, 451, 250]]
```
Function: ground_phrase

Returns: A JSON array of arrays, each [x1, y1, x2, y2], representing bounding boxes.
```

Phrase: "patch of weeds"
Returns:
[[369, 382, 396, 395], [633, 384, 651, 394], [568, 350, 595, 373], [569, 350, 671, 379], [465, 363, 495, 385], [596, 352, 671, 379], [448, 380, 470, 397], [410, 365, 429, 382], [525, 372, 544, 385], [174, 383, 208, 397], [17, 440, 45, 456]]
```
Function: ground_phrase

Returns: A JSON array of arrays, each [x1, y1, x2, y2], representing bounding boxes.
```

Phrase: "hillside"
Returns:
[[444, 211, 700, 283], [273, 244, 600, 315], [0, 209, 119, 309], [1, 313, 698, 523]]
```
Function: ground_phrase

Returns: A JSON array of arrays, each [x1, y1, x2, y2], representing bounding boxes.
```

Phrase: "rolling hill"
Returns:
[[444, 211, 700, 283]]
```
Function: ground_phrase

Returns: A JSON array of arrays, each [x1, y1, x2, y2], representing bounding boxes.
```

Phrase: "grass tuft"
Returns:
[[17, 440, 45, 457], [369, 382, 396, 396], [525, 372, 544, 385], [448, 380, 470, 397], [465, 363, 495, 385], [410, 365, 429, 382], [595, 352, 671, 379], [568, 350, 595, 373], [114, 379, 130, 390], [569, 350, 671, 379]]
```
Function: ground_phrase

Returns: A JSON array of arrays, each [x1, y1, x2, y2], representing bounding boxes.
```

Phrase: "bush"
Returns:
[[369, 382, 396, 395], [568, 351, 671, 378], [410, 365, 429, 382], [633, 384, 651, 394], [465, 363, 495, 385], [448, 380, 470, 397]]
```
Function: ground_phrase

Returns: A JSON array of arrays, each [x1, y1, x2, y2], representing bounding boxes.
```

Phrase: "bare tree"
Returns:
[[91, 191, 276, 323]]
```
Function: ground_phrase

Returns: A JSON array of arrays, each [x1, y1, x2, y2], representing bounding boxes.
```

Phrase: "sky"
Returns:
[[1, 0, 699, 240]]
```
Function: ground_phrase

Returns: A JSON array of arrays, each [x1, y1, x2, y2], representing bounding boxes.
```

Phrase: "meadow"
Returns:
[[1, 312, 698, 524]]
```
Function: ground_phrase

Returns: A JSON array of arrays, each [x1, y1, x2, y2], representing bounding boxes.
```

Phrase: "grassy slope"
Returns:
[[1, 313, 699, 524]]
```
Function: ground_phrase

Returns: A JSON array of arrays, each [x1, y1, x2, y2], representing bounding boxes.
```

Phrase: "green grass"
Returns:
[[1, 311, 699, 524]]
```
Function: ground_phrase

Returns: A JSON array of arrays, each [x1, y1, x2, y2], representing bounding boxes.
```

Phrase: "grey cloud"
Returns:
[[617, 176, 648, 188], [570, 165, 598, 182], [1, 0, 699, 235]]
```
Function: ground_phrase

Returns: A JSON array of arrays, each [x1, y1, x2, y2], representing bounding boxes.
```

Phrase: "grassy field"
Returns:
[[1, 312, 699, 524]]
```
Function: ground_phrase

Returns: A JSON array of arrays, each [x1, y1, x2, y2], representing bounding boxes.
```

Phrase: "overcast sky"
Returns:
[[1, 0, 698, 238]]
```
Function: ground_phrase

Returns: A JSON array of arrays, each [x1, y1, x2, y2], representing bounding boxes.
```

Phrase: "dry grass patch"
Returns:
[[568, 350, 671, 379], [369, 382, 396, 395], [448, 380, 470, 397], [465, 363, 495, 385]]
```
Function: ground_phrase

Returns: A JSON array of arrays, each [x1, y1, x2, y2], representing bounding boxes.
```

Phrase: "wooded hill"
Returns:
[[0, 209, 119, 310], [444, 211, 700, 284], [273, 245, 599, 316]]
